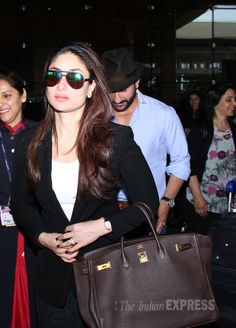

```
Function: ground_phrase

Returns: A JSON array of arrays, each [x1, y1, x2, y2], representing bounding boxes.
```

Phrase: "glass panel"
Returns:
[[176, 6, 236, 94]]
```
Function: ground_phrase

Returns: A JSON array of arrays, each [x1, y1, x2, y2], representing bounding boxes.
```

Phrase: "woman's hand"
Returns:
[[188, 176, 208, 217], [38, 232, 79, 263], [193, 195, 208, 217], [57, 218, 110, 254]]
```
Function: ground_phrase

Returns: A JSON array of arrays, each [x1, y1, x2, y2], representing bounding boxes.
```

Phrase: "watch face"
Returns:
[[161, 196, 175, 208], [168, 199, 175, 208], [104, 220, 112, 230]]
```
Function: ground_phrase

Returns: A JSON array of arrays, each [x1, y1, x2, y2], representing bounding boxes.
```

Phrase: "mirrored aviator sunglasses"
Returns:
[[45, 70, 92, 89]]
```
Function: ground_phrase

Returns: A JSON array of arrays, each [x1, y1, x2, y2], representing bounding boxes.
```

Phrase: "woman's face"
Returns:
[[46, 52, 96, 118], [0, 79, 26, 127], [189, 93, 200, 112], [215, 88, 236, 118]]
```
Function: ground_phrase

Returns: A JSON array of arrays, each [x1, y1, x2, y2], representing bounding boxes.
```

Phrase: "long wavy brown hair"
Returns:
[[27, 42, 116, 199]]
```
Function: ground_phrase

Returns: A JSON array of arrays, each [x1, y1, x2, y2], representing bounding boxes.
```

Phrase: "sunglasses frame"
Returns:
[[45, 70, 92, 89]]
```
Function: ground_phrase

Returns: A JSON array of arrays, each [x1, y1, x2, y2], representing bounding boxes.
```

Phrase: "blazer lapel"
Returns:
[[36, 130, 90, 223], [70, 195, 98, 223], [36, 131, 69, 221]]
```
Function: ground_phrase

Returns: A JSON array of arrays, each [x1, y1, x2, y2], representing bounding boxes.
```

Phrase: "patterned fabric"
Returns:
[[187, 128, 236, 213]]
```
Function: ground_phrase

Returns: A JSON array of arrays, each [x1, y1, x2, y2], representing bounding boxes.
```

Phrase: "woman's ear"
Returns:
[[87, 80, 96, 99], [21, 88, 27, 103]]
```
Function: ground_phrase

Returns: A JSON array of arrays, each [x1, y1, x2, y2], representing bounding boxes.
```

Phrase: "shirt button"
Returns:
[[11, 136, 15, 140], [11, 149, 15, 153]]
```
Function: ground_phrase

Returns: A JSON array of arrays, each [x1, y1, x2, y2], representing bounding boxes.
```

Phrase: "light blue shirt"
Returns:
[[115, 90, 190, 201]]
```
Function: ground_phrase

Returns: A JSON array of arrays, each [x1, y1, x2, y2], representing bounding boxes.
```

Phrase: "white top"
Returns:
[[51, 160, 79, 220]]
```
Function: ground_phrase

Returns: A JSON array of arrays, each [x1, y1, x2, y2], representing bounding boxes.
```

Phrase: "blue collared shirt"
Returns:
[[115, 90, 190, 201]]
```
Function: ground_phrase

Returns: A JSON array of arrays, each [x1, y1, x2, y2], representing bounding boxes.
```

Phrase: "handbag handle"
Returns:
[[126, 202, 165, 258]]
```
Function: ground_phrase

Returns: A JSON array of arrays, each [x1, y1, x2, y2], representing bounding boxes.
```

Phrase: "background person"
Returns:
[[183, 83, 236, 234], [0, 67, 36, 328], [182, 90, 204, 136], [10, 42, 158, 328], [101, 47, 190, 232]]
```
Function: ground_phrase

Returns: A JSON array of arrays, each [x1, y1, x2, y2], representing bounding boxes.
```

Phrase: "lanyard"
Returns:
[[0, 130, 12, 182]]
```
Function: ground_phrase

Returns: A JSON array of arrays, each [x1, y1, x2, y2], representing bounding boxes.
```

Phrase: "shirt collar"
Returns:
[[0, 119, 27, 135], [112, 90, 145, 125], [137, 90, 146, 105]]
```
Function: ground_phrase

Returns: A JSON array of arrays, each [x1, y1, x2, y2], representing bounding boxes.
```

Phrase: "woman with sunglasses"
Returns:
[[10, 42, 158, 327], [0, 68, 37, 327]]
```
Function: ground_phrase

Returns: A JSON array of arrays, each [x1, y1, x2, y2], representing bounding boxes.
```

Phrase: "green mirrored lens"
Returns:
[[45, 70, 89, 89], [67, 72, 84, 89], [46, 71, 61, 86]]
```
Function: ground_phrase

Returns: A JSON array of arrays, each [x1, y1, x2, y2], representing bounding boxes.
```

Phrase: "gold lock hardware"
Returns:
[[175, 242, 192, 252], [138, 251, 148, 263], [96, 261, 112, 271]]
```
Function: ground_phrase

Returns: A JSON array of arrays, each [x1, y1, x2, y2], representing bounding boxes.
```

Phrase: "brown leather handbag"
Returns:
[[73, 202, 219, 328]]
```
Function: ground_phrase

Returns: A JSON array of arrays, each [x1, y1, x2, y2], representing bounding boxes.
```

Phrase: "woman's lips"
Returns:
[[0, 108, 9, 115], [54, 95, 69, 102]]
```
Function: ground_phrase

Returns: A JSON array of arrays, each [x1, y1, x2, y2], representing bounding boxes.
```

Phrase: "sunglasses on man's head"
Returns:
[[45, 70, 92, 89]]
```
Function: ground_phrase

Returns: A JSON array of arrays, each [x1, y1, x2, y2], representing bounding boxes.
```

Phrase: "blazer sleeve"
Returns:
[[104, 125, 159, 240], [187, 125, 205, 178], [10, 131, 45, 247]]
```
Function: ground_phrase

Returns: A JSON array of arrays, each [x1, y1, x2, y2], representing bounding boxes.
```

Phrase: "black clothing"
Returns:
[[0, 119, 37, 328], [10, 122, 159, 308], [0, 120, 35, 204], [35, 292, 86, 328], [182, 196, 221, 235]]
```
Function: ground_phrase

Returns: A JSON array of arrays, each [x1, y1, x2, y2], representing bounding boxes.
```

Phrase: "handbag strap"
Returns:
[[88, 260, 103, 328], [133, 202, 165, 258]]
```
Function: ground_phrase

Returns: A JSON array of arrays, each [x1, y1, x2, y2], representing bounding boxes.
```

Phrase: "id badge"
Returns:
[[0, 206, 16, 227]]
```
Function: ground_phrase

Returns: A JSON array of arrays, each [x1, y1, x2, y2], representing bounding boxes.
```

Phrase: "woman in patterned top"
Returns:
[[183, 83, 236, 234]]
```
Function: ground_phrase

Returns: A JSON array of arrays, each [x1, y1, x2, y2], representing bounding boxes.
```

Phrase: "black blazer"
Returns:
[[0, 119, 37, 328], [10, 122, 158, 307]]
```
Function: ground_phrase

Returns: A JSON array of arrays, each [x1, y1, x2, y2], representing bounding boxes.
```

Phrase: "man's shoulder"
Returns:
[[139, 91, 175, 115]]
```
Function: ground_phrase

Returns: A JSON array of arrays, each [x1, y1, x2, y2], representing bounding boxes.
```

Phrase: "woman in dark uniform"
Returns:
[[0, 68, 36, 328]]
